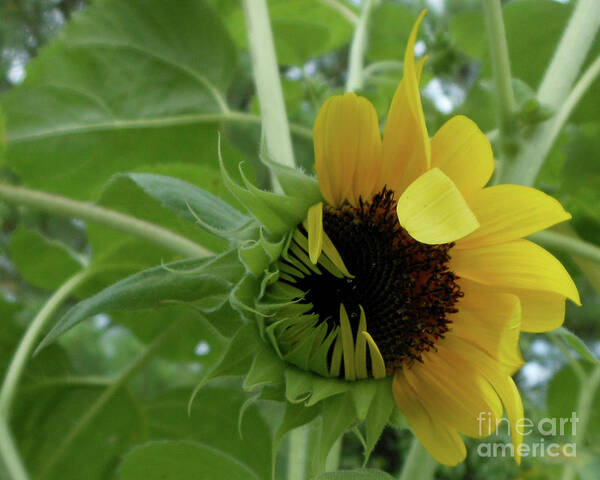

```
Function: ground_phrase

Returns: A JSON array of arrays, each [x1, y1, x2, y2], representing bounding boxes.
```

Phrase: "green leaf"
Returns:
[[142, 386, 272, 480], [2, 0, 237, 200], [113, 305, 227, 364], [124, 172, 249, 232], [119, 441, 260, 480], [13, 384, 141, 480], [9, 227, 83, 290], [547, 362, 600, 444], [366, 4, 419, 62], [313, 470, 396, 480], [37, 250, 243, 350], [551, 327, 599, 365]]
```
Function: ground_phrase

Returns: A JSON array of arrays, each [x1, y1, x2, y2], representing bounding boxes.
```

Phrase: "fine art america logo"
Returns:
[[476, 412, 579, 458]]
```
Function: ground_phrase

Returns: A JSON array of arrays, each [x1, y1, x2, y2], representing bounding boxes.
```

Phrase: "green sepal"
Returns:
[[260, 152, 322, 205], [351, 381, 379, 421], [219, 152, 291, 234], [314, 392, 357, 473], [364, 378, 396, 459], [229, 275, 264, 319], [243, 345, 285, 391], [238, 229, 286, 276], [305, 377, 350, 407], [239, 162, 315, 228], [274, 401, 321, 448], [284, 368, 315, 403]]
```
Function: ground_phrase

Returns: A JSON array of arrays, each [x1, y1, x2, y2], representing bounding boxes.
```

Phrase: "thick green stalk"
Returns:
[[287, 425, 309, 480], [482, 0, 517, 160], [398, 437, 436, 480], [345, 0, 374, 92], [0, 184, 211, 258], [500, 55, 600, 185], [242, 0, 296, 169], [0, 269, 92, 480]]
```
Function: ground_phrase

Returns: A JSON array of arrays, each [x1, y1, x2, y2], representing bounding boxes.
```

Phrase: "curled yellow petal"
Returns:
[[306, 202, 324, 264], [396, 168, 479, 244], [381, 10, 430, 194]]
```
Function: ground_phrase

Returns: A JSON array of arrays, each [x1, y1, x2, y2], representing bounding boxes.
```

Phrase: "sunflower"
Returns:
[[260, 10, 580, 466]]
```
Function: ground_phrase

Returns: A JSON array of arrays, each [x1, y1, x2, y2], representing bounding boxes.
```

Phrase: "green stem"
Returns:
[[560, 365, 600, 480], [318, 0, 359, 25], [0, 269, 92, 480], [482, 0, 517, 159], [8, 111, 313, 144], [0, 184, 211, 258], [547, 334, 586, 382], [530, 230, 600, 265], [37, 320, 181, 479], [398, 437, 437, 480], [287, 425, 309, 480], [345, 0, 374, 92], [537, 0, 600, 110], [501, 55, 600, 185], [325, 437, 342, 472], [242, 0, 296, 169]]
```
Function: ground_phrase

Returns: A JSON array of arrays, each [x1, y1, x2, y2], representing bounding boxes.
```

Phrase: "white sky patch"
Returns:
[[531, 338, 552, 356], [423, 78, 452, 114], [7, 58, 26, 84], [414, 40, 426, 57], [93, 314, 110, 329], [427, 0, 445, 14], [194, 341, 210, 356], [521, 361, 553, 388]]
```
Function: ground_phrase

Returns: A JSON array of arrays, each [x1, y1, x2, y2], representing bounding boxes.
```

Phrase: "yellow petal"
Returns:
[[397, 168, 479, 244], [393, 369, 467, 466], [307, 202, 324, 264], [403, 349, 502, 438], [512, 289, 566, 332], [451, 281, 524, 375], [456, 185, 571, 249], [441, 337, 524, 465], [450, 239, 581, 305], [431, 115, 494, 198], [381, 10, 430, 195], [313, 93, 382, 207]]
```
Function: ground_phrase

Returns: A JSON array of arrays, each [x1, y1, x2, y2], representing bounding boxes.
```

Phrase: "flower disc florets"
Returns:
[[279, 188, 461, 377]]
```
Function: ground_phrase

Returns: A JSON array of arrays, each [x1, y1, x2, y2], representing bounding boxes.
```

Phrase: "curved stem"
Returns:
[[0, 184, 211, 258], [243, 0, 296, 169], [318, 0, 359, 25], [37, 320, 181, 479], [530, 229, 600, 265], [537, 0, 600, 110], [483, 0, 517, 159], [398, 437, 437, 480], [345, 0, 374, 92], [501, 55, 600, 185], [0, 269, 93, 480], [8, 111, 313, 144]]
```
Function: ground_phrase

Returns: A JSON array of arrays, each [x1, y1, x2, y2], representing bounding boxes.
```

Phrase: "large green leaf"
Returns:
[[37, 250, 244, 350], [9, 227, 83, 290], [142, 386, 272, 479], [13, 384, 141, 480], [119, 441, 260, 480], [1, 0, 237, 200]]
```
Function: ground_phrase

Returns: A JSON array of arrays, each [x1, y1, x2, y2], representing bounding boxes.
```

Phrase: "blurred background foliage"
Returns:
[[0, 0, 598, 479]]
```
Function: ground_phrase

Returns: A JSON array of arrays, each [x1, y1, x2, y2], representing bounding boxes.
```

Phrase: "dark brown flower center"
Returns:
[[288, 188, 462, 375]]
